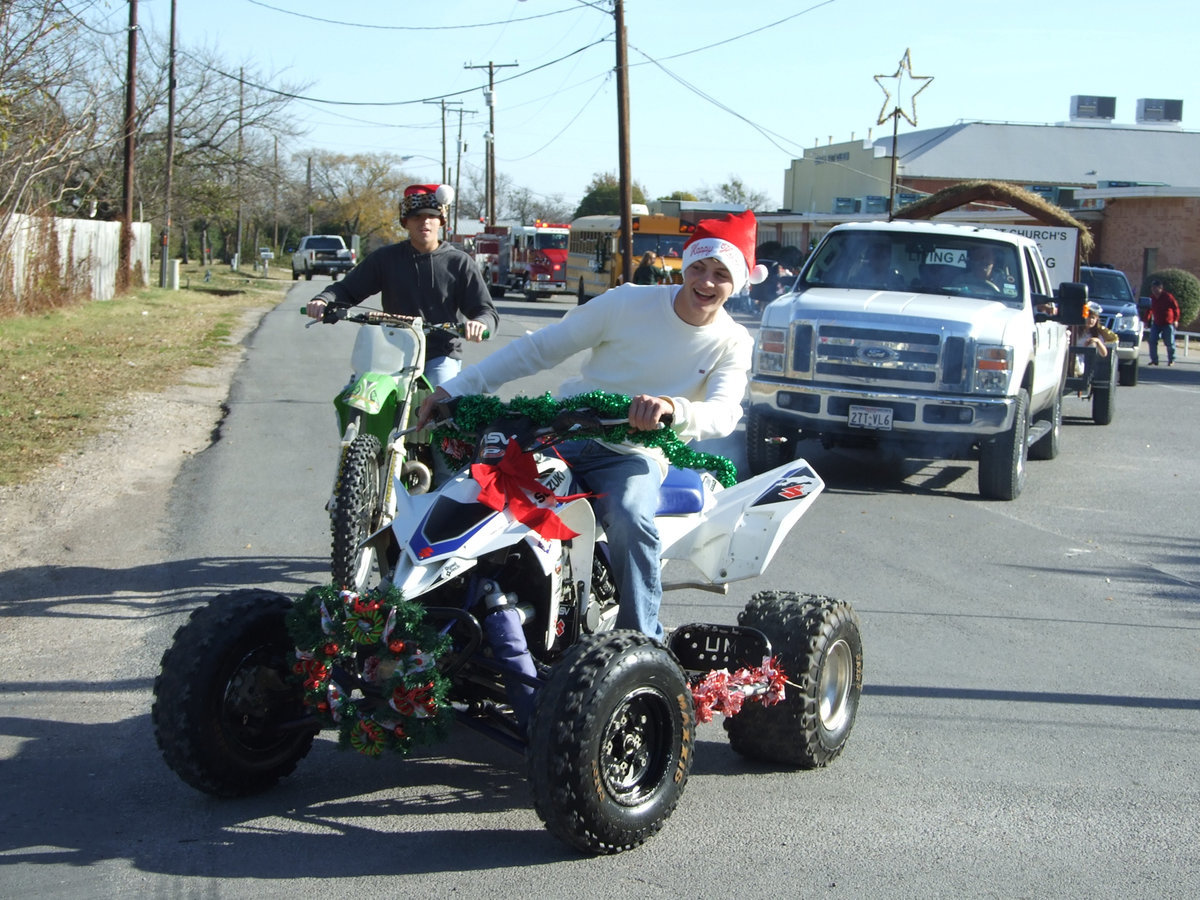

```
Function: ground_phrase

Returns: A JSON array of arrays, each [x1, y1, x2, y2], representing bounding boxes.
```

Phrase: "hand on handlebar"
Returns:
[[306, 298, 327, 320], [462, 320, 488, 343], [628, 394, 673, 432], [417, 386, 454, 430]]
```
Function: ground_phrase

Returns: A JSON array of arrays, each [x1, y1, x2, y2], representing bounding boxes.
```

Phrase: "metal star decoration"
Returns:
[[875, 48, 933, 127]]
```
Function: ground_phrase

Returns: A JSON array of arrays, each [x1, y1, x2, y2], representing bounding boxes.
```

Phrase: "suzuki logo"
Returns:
[[858, 346, 897, 363]]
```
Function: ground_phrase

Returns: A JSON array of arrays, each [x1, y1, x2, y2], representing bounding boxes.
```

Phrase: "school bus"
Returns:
[[567, 214, 692, 303]]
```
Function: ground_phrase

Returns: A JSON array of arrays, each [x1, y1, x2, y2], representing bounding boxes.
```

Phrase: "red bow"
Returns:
[[471, 439, 588, 540]]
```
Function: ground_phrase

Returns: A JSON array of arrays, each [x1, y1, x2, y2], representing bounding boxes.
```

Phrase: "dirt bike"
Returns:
[[305, 304, 485, 592], [151, 396, 864, 855]]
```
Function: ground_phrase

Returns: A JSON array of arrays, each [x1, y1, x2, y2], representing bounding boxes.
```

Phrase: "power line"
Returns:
[[245, 0, 579, 30]]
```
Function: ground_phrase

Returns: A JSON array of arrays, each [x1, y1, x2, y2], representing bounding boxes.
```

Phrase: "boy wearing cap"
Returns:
[[306, 184, 498, 386], [418, 210, 760, 640]]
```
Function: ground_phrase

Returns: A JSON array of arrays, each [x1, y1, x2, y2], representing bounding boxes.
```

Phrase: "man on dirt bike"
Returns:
[[305, 184, 498, 388], [418, 210, 763, 640]]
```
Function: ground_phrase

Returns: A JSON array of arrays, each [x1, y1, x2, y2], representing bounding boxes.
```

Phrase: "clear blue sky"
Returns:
[[102, 0, 1196, 210]]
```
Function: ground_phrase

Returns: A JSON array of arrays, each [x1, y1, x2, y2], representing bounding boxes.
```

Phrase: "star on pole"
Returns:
[[874, 48, 933, 127]]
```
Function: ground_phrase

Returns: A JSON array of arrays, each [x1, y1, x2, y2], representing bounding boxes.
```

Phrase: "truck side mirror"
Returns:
[[1054, 281, 1088, 324]]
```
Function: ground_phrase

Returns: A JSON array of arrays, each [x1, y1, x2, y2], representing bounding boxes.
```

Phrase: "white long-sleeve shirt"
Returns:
[[440, 283, 753, 454]]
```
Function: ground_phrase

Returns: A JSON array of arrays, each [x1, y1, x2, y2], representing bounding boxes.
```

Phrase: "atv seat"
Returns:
[[656, 466, 705, 516]]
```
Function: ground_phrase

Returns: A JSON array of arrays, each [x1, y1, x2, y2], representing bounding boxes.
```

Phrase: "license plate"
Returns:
[[848, 404, 893, 430]]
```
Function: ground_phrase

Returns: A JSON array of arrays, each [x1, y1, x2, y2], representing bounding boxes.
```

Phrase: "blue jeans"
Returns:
[[554, 440, 666, 640], [1149, 323, 1176, 364], [424, 355, 462, 388]]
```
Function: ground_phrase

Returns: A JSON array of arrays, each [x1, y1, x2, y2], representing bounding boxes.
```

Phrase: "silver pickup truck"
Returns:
[[747, 221, 1077, 500], [291, 235, 356, 281]]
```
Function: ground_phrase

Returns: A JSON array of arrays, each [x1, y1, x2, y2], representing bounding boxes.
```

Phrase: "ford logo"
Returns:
[[858, 346, 897, 363]]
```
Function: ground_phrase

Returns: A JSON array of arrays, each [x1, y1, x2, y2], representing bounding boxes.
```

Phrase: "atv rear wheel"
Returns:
[[724, 591, 862, 768], [331, 433, 384, 592], [152, 590, 315, 797], [528, 631, 694, 854]]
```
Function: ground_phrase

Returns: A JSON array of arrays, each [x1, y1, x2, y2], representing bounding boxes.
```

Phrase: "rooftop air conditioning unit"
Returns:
[[1070, 95, 1116, 120], [1136, 98, 1183, 123]]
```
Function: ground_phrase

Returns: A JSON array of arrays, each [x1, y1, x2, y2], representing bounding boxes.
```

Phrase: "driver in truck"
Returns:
[[305, 184, 498, 389], [418, 210, 763, 640]]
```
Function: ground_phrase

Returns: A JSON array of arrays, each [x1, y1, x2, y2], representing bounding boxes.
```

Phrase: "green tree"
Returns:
[[1144, 268, 1200, 330], [658, 190, 698, 202], [696, 175, 770, 211], [573, 172, 647, 219]]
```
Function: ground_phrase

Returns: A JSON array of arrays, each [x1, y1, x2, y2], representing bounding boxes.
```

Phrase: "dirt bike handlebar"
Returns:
[[301, 305, 489, 340]]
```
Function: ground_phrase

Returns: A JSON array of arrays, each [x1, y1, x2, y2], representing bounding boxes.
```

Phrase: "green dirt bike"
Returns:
[[306, 304, 483, 592]]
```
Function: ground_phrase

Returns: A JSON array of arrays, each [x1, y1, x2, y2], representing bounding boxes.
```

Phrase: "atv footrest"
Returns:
[[669, 623, 772, 673]]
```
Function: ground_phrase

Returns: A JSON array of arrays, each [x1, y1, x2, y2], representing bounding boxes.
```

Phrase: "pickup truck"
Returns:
[[1078, 264, 1142, 386], [291, 235, 356, 281], [747, 221, 1076, 500]]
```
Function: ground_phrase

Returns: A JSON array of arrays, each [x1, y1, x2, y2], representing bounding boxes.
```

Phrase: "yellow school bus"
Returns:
[[567, 214, 691, 303]]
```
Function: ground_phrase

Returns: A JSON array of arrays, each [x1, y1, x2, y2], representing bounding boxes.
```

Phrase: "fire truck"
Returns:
[[473, 222, 571, 300], [508, 221, 571, 300]]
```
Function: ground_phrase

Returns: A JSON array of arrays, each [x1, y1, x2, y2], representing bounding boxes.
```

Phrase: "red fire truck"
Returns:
[[474, 226, 510, 298], [508, 221, 571, 300]]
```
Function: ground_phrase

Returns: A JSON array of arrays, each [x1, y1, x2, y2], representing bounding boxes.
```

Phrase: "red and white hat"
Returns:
[[401, 183, 455, 223], [681, 209, 767, 293]]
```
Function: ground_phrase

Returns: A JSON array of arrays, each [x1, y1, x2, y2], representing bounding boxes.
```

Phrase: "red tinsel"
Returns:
[[691, 657, 788, 724]]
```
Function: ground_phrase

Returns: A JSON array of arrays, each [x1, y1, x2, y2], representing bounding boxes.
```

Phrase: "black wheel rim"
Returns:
[[599, 686, 673, 807], [221, 644, 300, 755]]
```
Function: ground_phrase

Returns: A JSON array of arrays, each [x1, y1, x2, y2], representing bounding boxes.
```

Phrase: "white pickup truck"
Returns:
[[747, 221, 1076, 500], [291, 235, 356, 281]]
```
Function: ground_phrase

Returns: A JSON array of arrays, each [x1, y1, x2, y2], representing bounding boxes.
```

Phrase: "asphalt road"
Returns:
[[2, 282, 1198, 898]]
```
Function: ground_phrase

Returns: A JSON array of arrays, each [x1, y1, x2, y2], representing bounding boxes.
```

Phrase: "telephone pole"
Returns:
[[424, 99, 463, 183], [158, 0, 176, 287], [614, 0, 633, 285], [119, 0, 138, 291], [465, 60, 517, 226]]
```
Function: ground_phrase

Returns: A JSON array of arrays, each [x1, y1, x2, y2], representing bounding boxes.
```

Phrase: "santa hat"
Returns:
[[401, 183, 455, 223], [681, 209, 767, 293]]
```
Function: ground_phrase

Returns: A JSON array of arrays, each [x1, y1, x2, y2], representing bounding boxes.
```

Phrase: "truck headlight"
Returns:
[[757, 328, 787, 374], [973, 344, 1013, 394], [1111, 315, 1138, 334]]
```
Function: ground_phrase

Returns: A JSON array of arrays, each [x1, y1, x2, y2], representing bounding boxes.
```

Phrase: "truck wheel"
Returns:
[[1092, 358, 1117, 425], [528, 631, 694, 854], [305, 272, 313, 281], [724, 591, 862, 768], [152, 590, 315, 797], [331, 433, 384, 593], [746, 408, 796, 475], [978, 388, 1028, 500], [577, 277, 589, 305], [1029, 388, 1061, 461], [1118, 357, 1138, 387], [291, 268, 299, 281]]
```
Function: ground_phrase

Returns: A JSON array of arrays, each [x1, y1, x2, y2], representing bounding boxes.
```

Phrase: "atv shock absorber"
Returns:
[[480, 581, 537, 727]]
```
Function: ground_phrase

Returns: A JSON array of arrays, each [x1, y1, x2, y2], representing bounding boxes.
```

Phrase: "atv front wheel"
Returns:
[[528, 631, 694, 854], [331, 433, 384, 592], [151, 590, 315, 796], [724, 591, 862, 768]]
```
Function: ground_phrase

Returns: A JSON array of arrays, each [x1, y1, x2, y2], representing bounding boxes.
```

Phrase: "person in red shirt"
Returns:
[[1147, 278, 1181, 366]]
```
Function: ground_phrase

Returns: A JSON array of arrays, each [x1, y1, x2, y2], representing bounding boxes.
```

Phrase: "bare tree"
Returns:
[[304, 150, 413, 246], [695, 175, 771, 211]]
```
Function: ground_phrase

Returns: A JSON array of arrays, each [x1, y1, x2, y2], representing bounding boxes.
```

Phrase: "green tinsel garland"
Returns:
[[286, 584, 453, 757], [431, 390, 738, 488]]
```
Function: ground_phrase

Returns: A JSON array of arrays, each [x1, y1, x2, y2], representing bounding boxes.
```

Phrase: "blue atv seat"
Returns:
[[656, 466, 705, 516]]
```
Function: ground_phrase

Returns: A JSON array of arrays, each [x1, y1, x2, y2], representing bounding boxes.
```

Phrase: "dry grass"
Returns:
[[0, 262, 288, 486]]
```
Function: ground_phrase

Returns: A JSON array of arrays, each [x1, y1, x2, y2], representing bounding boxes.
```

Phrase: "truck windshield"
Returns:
[[800, 232, 1024, 305], [306, 237, 343, 250], [534, 234, 569, 251], [1081, 269, 1133, 302]]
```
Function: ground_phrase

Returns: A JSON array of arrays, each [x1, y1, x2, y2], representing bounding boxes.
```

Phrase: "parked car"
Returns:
[[1078, 264, 1142, 386]]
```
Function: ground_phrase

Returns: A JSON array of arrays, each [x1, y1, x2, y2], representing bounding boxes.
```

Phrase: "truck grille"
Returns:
[[796, 324, 966, 388]]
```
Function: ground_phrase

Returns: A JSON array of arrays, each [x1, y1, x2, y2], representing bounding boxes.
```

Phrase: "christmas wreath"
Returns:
[[690, 657, 789, 724], [286, 584, 452, 757], [432, 390, 739, 488]]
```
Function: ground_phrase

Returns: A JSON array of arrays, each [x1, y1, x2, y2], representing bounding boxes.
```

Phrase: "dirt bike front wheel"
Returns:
[[331, 433, 384, 592], [527, 631, 694, 854], [151, 590, 315, 797]]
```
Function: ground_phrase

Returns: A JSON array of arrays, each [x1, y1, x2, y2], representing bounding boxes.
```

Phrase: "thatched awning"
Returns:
[[893, 180, 1095, 258]]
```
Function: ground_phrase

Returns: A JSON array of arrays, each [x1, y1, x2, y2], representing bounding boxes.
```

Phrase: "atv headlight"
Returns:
[[973, 344, 1013, 394]]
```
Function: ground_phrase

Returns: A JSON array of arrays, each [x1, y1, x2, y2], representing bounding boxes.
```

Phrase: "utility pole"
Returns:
[[614, 0, 633, 285], [465, 60, 517, 226], [452, 106, 476, 233], [234, 68, 244, 270], [424, 99, 463, 183], [119, 0, 138, 291], [158, 0, 176, 288], [306, 156, 313, 235]]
